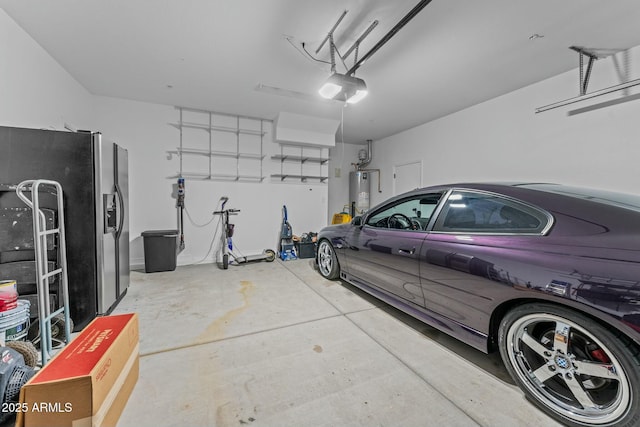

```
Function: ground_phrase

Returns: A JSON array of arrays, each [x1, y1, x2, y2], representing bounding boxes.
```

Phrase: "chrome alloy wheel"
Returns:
[[505, 313, 632, 425], [317, 240, 338, 279]]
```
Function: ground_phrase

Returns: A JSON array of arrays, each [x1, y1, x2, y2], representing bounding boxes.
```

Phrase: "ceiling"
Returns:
[[3, 0, 640, 143]]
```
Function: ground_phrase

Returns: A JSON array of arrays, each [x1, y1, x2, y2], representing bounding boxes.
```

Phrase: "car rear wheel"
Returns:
[[317, 240, 340, 280], [499, 303, 640, 427]]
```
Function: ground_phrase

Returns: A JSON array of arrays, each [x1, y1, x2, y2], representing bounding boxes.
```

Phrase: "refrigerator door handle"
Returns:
[[103, 193, 117, 234], [115, 182, 125, 240]]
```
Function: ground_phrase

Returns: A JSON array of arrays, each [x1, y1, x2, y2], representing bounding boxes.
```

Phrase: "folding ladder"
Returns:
[[16, 179, 72, 365]]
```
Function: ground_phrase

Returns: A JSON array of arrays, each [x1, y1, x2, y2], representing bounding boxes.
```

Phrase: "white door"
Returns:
[[393, 161, 422, 195]]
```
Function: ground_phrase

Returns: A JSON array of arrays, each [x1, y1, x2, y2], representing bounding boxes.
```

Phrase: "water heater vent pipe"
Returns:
[[354, 139, 372, 170]]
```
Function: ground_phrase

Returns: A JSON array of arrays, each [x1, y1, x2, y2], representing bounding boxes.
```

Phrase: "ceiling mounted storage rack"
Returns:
[[536, 47, 640, 114], [168, 107, 270, 182]]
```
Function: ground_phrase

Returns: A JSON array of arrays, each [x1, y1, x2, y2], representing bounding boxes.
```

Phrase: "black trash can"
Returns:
[[141, 230, 178, 273], [295, 241, 317, 259]]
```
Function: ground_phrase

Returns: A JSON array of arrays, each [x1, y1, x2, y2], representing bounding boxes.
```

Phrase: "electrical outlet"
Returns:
[[335, 167, 341, 178]]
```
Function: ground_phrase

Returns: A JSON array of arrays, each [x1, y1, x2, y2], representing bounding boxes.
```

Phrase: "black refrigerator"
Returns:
[[0, 126, 129, 330]]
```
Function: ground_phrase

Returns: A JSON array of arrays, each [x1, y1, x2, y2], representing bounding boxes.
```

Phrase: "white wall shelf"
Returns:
[[271, 174, 328, 183], [170, 107, 270, 182], [169, 171, 265, 182], [271, 145, 329, 183], [170, 147, 265, 160], [271, 154, 329, 164], [169, 121, 266, 136]]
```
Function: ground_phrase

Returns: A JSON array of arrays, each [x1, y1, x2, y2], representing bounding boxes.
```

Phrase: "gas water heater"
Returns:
[[349, 170, 370, 217]]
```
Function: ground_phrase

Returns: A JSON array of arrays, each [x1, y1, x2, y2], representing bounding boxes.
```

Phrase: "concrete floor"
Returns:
[[113, 259, 561, 427]]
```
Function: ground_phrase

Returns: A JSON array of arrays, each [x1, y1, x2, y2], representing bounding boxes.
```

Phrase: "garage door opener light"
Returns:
[[319, 73, 368, 104], [315, 1, 433, 105]]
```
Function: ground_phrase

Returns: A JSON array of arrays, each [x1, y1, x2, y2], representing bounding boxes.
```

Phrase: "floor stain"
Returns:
[[313, 345, 323, 353], [197, 280, 255, 342], [194, 280, 257, 426]]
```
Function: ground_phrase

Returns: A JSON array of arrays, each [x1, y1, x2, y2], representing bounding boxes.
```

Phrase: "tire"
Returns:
[[264, 249, 276, 262], [27, 313, 74, 348], [223, 253, 229, 269], [317, 239, 340, 280], [498, 303, 640, 427], [6, 340, 39, 367], [51, 313, 74, 342]]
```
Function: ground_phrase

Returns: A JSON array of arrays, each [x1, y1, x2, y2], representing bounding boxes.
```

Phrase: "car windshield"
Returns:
[[519, 184, 640, 212]]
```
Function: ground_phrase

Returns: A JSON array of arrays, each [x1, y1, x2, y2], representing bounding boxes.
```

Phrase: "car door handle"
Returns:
[[398, 247, 415, 255]]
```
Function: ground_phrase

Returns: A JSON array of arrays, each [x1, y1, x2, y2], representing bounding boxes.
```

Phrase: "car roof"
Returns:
[[397, 182, 640, 214], [364, 182, 640, 248]]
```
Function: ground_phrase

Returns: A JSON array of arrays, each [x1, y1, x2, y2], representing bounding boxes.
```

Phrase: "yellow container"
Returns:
[[331, 212, 352, 224]]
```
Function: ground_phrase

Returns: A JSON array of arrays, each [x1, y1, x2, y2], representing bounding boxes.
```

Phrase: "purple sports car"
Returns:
[[316, 183, 640, 427]]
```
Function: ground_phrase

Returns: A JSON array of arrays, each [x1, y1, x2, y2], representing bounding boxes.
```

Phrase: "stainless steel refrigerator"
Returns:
[[95, 132, 130, 315], [0, 126, 129, 330]]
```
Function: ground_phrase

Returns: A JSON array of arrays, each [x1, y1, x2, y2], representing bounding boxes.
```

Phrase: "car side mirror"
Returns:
[[351, 216, 363, 226]]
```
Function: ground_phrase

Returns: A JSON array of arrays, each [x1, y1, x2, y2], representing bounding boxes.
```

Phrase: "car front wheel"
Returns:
[[499, 303, 640, 427], [317, 240, 340, 280]]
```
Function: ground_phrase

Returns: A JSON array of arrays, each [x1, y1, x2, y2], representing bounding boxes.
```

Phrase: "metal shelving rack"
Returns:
[[170, 107, 270, 182], [270, 145, 329, 183]]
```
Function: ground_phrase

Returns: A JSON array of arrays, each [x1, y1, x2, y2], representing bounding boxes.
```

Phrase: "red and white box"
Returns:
[[17, 313, 139, 427]]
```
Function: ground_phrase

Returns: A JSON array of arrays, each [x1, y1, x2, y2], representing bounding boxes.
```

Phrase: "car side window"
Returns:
[[433, 190, 550, 234], [366, 193, 442, 231]]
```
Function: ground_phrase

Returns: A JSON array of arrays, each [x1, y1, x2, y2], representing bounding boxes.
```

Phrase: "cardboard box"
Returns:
[[17, 313, 139, 427]]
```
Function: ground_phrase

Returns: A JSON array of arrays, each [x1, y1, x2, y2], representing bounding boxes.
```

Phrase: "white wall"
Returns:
[[91, 97, 329, 267], [1, 9, 328, 268], [0, 9, 93, 129], [327, 44, 640, 210]]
